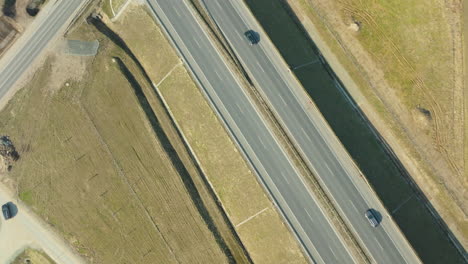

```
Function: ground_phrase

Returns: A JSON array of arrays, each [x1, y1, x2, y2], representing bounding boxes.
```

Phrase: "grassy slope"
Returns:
[[342, 0, 465, 178], [346, 0, 454, 105], [312, 0, 465, 198]]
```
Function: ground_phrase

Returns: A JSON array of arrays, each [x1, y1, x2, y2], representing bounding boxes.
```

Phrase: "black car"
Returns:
[[2, 203, 12, 220], [244, 30, 260, 45], [365, 209, 379, 227]]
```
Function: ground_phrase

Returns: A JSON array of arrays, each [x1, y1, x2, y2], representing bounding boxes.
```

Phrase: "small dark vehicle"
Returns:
[[244, 30, 260, 45], [365, 209, 379, 227], [2, 203, 11, 220]]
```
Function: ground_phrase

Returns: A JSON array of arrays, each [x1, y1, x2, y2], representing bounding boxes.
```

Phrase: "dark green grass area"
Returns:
[[296, 64, 414, 210], [394, 197, 465, 263], [244, 0, 466, 263]]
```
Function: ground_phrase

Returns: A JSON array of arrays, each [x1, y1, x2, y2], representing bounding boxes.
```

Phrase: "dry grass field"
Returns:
[[0, 13, 242, 264], [11, 248, 56, 264]]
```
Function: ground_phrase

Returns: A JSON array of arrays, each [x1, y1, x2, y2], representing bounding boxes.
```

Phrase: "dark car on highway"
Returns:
[[365, 209, 379, 227], [2, 203, 12, 220], [244, 30, 260, 45]]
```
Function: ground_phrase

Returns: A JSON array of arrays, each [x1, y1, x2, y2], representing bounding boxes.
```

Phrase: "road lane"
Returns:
[[146, 0, 356, 263], [203, 0, 421, 263]]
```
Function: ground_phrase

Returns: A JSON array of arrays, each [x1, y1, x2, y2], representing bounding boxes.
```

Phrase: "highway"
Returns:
[[201, 0, 422, 263], [0, 0, 89, 102], [146, 0, 356, 263]]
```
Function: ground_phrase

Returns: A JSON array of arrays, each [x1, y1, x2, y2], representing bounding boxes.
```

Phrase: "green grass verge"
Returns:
[[19, 190, 33, 205]]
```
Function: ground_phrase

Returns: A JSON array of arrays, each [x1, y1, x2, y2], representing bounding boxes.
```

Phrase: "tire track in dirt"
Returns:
[[340, 0, 463, 180]]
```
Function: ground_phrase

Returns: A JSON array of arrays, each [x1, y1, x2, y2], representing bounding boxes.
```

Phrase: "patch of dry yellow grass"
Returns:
[[11, 248, 56, 264]]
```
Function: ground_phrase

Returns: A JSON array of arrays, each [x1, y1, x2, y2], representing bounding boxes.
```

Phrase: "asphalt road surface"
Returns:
[[146, 0, 358, 263], [202, 0, 422, 263], [0, 0, 89, 101]]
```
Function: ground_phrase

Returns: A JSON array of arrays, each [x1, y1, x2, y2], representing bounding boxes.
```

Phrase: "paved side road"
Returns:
[[202, 0, 421, 263], [0, 184, 85, 263], [146, 0, 357, 263]]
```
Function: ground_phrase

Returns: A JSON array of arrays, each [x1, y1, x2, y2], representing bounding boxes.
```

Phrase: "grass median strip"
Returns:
[[157, 64, 308, 264], [109, 3, 310, 263]]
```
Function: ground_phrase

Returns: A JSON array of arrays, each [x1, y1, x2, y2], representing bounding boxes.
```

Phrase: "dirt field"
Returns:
[[110, 3, 308, 263], [11, 248, 56, 264], [287, 0, 467, 252]]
